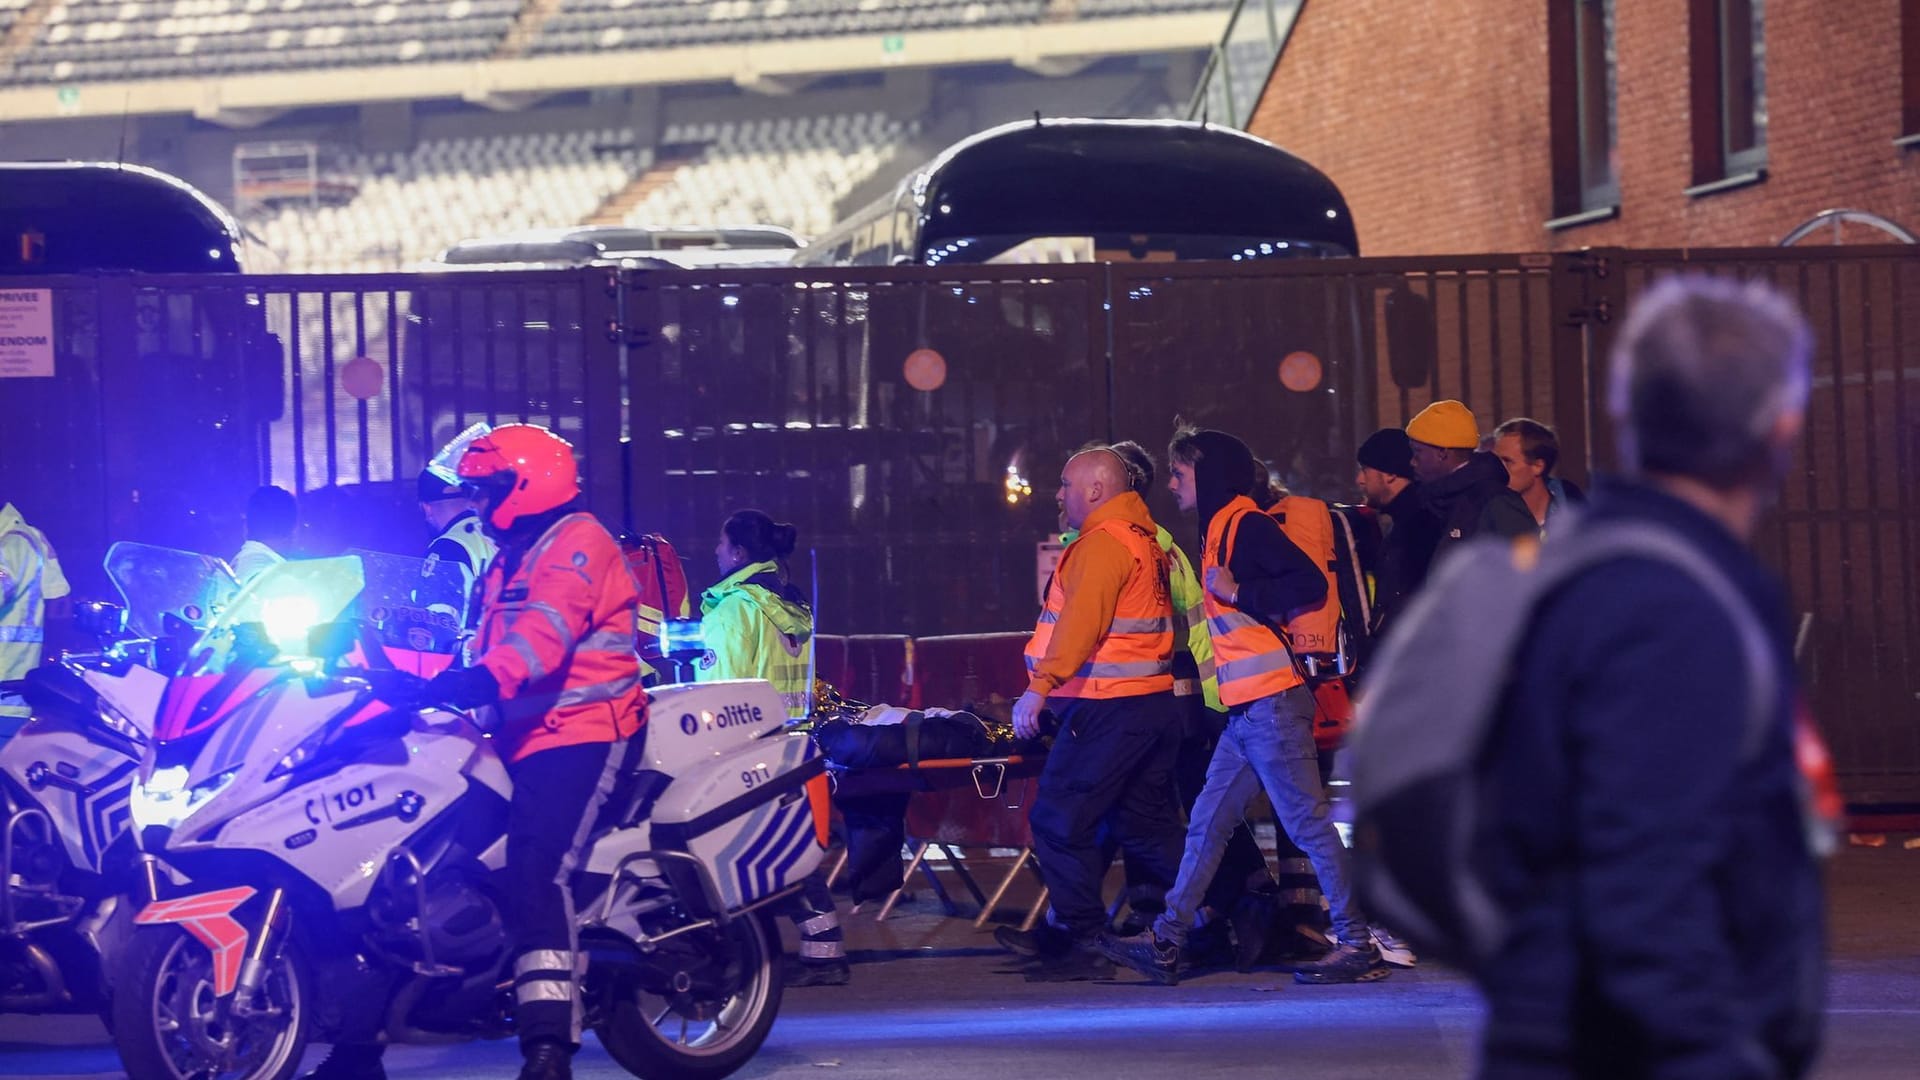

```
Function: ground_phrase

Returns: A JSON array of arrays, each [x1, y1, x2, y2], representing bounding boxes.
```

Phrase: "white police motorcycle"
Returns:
[[108, 552, 826, 1080], [0, 543, 235, 1016]]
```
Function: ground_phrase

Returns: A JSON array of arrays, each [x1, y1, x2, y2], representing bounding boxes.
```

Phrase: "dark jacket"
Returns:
[[1424, 452, 1535, 566], [1371, 482, 1443, 642], [1184, 430, 1326, 625], [1477, 480, 1824, 1079]]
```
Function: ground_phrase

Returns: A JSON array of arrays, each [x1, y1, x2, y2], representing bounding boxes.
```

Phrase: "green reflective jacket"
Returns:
[[697, 560, 814, 718]]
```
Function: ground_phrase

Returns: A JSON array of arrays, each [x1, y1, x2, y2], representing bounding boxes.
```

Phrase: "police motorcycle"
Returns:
[[0, 543, 237, 1016], [109, 551, 828, 1080]]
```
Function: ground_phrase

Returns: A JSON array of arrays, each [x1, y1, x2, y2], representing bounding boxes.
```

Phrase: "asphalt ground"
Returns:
[[4, 843, 1917, 1079]]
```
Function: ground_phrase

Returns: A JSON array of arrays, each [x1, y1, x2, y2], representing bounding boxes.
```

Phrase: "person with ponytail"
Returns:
[[696, 509, 849, 987]]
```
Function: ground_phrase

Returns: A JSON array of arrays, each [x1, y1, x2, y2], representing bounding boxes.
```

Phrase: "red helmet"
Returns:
[[456, 424, 580, 530]]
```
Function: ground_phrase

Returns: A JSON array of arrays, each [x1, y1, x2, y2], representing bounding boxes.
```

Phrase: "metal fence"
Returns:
[[1, 249, 1914, 796]]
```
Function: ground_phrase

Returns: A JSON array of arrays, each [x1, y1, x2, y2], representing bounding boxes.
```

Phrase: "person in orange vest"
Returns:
[[1012, 447, 1186, 980], [1102, 428, 1388, 987], [304, 424, 644, 1080]]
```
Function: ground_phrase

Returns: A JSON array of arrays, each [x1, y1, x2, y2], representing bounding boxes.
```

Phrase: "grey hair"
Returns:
[[1607, 274, 1812, 488]]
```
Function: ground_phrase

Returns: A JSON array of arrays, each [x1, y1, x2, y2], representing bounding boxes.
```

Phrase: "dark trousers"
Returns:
[[837, 791, 912, 904], [1029, 691, 1185, 940], [504, 740, 623, 1050]]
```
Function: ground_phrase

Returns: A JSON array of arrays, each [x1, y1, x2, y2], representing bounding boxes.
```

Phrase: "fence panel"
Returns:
[[623, 265, 1107, 638], [1605, 247, 1920, 801]]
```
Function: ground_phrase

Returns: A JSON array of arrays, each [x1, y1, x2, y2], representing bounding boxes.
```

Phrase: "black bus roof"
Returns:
[[798, 118, 1357, 265], [1, 162, 245, 274]]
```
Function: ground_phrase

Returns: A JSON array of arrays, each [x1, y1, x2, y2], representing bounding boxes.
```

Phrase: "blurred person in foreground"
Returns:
[[1476, 275, 1831, 1078]]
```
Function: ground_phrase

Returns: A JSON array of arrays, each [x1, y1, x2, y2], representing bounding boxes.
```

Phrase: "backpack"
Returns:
[[621, 533, 691, 656], [1268, 495, 1341, 658], [1347, 518, 1781, 971]]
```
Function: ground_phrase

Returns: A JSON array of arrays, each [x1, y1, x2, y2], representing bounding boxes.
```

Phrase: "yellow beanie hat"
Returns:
[[1406, 399, 1481, 450]]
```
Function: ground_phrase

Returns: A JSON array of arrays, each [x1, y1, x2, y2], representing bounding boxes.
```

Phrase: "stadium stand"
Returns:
[[0, 0, 1230, 85], [250, 113, 911, 272], [5, 0, 519, 84]]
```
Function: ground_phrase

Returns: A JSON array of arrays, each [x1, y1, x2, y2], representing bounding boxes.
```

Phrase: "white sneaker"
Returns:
[[1371, 927, 1418, 968]]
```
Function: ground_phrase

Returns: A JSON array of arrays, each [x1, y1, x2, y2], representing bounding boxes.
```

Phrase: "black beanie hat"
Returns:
[[1357, 428, 1415, 480]]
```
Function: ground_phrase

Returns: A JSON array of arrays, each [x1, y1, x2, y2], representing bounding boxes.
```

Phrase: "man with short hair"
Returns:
[[1354, 428, 1442, 643], [1477, 276, 1830, 1077], [1014, 447, 1187, 980], [1492, 417, 1586, 535], [1405, 400, 1534, 564], [233, 484, 297, 585]]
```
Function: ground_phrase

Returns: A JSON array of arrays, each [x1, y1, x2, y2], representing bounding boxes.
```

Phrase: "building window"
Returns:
[[1549, 0, 1619, 225], [1688, 0, 1769, 190]]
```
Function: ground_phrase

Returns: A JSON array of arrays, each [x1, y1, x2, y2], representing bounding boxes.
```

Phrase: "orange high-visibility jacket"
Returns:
[[1024, 495, 1176, 700], [475, 512, 647, 762], [1202, 495, 1305, 707]]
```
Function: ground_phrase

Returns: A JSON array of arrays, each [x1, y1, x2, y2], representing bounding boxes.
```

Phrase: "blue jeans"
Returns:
[[1152, 685, 1369, 947]]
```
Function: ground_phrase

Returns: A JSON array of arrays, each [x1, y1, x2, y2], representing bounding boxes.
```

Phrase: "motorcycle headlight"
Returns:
[[129, 766, 240, 832], [266, 726, 332, 781], [92, 698, 147, 747], [261, 595, 321, 658]]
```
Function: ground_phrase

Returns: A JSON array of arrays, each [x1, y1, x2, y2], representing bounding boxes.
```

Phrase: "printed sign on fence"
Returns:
[[0, 289, 54, 378]]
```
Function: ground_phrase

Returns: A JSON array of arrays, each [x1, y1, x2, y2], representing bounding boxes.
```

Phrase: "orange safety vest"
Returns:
[[1202, 496, 1306, 708], [474, 512, 646, 762], [1023, 517, 1176, 699], [1269, 495, 1342, 657]]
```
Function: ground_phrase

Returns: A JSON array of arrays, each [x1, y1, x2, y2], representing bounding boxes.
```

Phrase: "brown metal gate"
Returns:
[[1, 250, 1913, 797]]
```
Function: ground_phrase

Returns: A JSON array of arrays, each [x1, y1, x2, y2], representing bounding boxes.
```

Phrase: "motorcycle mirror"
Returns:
[[74, 599, 127, 639]]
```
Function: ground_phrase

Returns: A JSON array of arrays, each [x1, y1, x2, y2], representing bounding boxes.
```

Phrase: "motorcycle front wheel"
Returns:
[[110, 924, 312, 1080], [597, 910, 784, 1080]]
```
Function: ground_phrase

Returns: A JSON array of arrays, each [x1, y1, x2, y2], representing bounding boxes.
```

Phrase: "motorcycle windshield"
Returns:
[[189, 556, 365, 672], [346, 548, 465, 654], [103, 542, 240, 639]]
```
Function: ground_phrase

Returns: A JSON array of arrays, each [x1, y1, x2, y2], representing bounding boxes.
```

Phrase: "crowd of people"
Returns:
[[0, 275, 1835, 1079]]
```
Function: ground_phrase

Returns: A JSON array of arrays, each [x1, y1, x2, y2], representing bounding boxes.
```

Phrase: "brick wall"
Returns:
[[1247, 0, 1918, 255]]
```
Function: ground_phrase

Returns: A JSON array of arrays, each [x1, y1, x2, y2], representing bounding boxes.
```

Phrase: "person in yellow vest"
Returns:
[[416, 468, 496, 632], [0, 502, 70, 744], [1102, 429, 1388, 986], [694, 510, 848, 987], [1014, 447, 1186, 980]]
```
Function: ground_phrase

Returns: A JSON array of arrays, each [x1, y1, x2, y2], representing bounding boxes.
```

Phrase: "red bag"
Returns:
[[621, 533, 691, 656], [1311, 675, 1355, 752]]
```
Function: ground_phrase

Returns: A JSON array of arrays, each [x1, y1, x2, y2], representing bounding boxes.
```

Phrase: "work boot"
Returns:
[[1226, 895, 1274, 973], [1097, 929, 1181, 986], [1292, 936, 1391, 985], [785, 957, 852, 987], [994, 922, 1071, 959], [517, 1039, 572, 1080], [300, 1043, 387, 1080]]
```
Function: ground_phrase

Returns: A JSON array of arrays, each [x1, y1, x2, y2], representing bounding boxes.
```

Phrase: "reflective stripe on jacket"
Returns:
[[696, 560, 814, 718], [1, 506, 70, 721], [1024, 513, 1175, 699], [1202, 496, 1304, 707], [474, 512, 646, 762]]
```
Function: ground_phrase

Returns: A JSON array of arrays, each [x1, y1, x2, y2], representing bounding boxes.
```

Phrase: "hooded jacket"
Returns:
[[698, 560, 815, 717], [1184, 431, 1326, 626], [1423, 451, 1536, 567]]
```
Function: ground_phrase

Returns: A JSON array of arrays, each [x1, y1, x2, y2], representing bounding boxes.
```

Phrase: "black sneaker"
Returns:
[[995, 922, 1071, 959], [1292, 938, 1391, 985], [517, 1040, 572, 1080], [301, 1044, 388, 1080], [1022, 941, 1114, 983], [1097, 929, 1181, 986]]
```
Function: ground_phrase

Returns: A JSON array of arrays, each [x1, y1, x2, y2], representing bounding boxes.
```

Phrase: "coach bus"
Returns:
[[1, 161, 248, 273], [794, 118, 1357, 266]]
